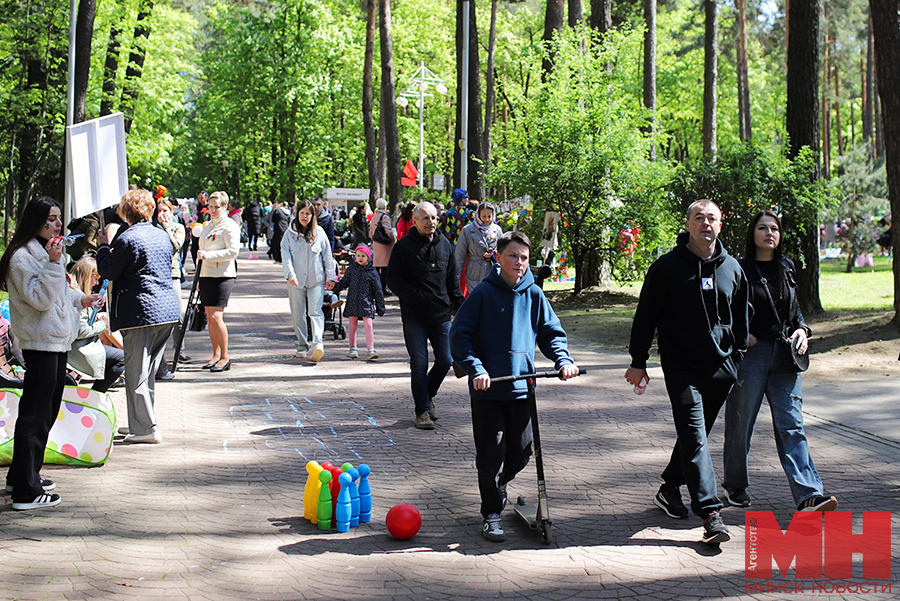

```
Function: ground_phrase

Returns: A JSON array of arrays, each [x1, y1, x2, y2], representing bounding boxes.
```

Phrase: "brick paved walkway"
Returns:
[[1, 249, 897, 600]]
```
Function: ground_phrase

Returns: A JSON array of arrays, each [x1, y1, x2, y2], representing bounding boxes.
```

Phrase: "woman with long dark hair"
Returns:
[[281, 200, 335, 362], [722, 209, 838, 512], [1, 197, 99, 510]]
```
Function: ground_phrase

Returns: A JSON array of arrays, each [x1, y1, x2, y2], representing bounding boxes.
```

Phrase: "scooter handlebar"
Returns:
[[490, 368, 586, 384]]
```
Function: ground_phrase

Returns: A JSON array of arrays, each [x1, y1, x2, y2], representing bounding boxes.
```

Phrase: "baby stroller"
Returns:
[[323, 290, 346, 340]]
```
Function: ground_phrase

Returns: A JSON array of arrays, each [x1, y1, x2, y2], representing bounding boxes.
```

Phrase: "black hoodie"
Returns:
[[386, 226, 464, 324], [629, 231, 749, 376]]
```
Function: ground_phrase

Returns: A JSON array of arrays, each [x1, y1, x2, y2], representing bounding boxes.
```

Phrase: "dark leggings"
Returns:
[[6, 350, 66, 501], [92, 345, 126, 393]]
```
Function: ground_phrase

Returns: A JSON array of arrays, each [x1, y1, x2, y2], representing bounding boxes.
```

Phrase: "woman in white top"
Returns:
[[197, 191, 241, 372], [0, 197, 99, 510], [281, 200, 336, 362]]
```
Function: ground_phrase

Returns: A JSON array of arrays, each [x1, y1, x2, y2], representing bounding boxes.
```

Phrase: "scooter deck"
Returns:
[[513, 496, 543, 529]]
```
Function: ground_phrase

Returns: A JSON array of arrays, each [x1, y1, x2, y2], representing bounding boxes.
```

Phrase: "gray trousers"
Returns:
[[122, 323, 175, 435]]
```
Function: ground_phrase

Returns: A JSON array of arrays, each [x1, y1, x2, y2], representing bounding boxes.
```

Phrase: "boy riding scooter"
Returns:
[[450, 231, 579, 542]]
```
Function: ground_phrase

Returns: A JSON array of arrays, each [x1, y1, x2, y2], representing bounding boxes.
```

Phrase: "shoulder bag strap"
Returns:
[[752, 261, 787, 331]]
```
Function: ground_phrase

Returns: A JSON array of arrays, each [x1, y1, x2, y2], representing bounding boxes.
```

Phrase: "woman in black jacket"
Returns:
[[722, 209, 837, 513], [270, 202, 292, 263]]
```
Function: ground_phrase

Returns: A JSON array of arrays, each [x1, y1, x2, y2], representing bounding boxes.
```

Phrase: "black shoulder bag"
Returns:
[[753, 262, 809, 372]]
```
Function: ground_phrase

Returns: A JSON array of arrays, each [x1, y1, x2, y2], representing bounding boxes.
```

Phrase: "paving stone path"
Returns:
[[1, 249, 897, 600]]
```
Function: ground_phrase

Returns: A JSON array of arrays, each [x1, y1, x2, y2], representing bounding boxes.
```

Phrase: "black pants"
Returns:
[[471, 399, 533, 517], [659, 360, 735, 517], [93, 345, 126, 393], [6, 350, 66, 501]]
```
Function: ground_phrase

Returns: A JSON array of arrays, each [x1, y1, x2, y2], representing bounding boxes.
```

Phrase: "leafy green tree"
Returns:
[[491, 28, 677, 292]]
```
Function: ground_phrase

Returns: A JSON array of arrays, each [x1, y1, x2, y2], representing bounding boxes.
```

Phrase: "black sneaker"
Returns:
[[12, 492, 61, 511], [701, 510, 731, 545], [654, 485, 688, 519], [5, 477, 55, 494], [723, 488, 751, 507], [482, 513, 505, 542], [798, 495, 838, 512]]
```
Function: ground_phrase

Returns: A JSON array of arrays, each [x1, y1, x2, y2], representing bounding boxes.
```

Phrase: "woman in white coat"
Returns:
[[282, 200, 336, 362], [0, 197, 99, 510], [454, 202, 503, 295]]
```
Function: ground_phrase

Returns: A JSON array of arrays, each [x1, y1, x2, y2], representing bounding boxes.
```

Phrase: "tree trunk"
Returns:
[[379, 0, 403, 212], [120, 0, 154, 134], [589, 0, 611, 32], [642, 0, 656, 160], [542, 0, 565, 78], [466, 3, 485, 201], [874, 62, 885, 160], [868, 0, 900, 326], [735, 0, 751, 141], [863, 14, 874, 156], [834, 61, 844, 158], [73, 0, 96, 124], [100, 25, 121, 117], [568, 0, 584, 27], [702, 0, 717, 158], [822, 33, 831, 179], [363, 0, 380, 205], [483, 0, 498, 194], [786, 0, 823, 315], [377, 109, 387, 200]]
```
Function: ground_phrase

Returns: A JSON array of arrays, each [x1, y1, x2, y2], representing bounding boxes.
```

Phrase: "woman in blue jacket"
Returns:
[[97, 189, 180, 444]]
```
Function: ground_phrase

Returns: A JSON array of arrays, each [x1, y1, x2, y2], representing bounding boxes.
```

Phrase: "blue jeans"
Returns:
[[723, 339, 823, 505], [401, 320, 452, 416], [288, 285, 325, 353]]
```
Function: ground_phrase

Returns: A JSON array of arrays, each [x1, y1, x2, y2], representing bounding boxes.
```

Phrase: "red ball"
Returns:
[[385, 503, 422, 540]]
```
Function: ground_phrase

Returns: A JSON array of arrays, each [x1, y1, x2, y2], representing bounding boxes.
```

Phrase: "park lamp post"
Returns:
[[396, 62, 447, 190]]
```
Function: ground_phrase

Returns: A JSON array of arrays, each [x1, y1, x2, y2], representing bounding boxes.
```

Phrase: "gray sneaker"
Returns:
[[429, 398, 438, 421], [414, 412, 435, 430], [482, 513, 505, 542]]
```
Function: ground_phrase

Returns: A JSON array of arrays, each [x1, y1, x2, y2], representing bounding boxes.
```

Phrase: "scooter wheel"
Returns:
[[541, 522, 553, 544], [516, 496, 526, 507]]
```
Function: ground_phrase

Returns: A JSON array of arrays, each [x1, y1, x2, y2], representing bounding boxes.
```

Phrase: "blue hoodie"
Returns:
[[450, 265, 573, 401]]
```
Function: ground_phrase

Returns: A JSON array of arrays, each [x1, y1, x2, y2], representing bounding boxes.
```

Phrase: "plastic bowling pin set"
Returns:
[[303, 461, 372, 532]]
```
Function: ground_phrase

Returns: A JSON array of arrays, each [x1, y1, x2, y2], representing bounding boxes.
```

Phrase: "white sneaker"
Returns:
[[12, 492, 61, 511], [348, 348, 359, 359], [295, 349, 308, 359], [122, 431, 162, 444], [309, 348, 325, 363], [366, 349, 378, 360]]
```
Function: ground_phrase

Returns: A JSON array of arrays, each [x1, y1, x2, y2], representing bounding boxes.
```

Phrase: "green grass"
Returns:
[[819, 256, 894, 311]]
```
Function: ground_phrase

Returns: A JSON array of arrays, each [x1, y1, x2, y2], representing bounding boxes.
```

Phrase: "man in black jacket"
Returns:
[[242, 200, 263, 251], [625, 199, 749, 546], [312, 196, 335, 253], [387, 202, 464, 430]]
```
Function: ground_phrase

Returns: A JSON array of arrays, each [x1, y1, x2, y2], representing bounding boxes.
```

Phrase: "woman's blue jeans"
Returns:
[[723, 339, 824, 505]]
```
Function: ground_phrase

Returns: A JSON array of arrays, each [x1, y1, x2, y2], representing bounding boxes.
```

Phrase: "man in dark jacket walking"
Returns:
[[387, 202, 464, 430], [312, 196, 335, 253], [625, 199, 749, 546], [242, 200, 263, 251]]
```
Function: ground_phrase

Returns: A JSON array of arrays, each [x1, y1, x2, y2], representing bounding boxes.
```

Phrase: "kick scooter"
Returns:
[[491, 368, 585, 544]]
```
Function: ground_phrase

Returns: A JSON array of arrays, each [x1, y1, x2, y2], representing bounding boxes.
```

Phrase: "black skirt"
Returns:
[[199, 277, 235, 308]]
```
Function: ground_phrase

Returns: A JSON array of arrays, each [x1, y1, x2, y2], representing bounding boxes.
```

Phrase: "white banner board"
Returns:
[[66, 113, 128, 220]]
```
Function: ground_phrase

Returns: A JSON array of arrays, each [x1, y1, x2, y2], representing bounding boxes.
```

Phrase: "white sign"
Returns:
[[66, 113, 128, 220], [324, 188, 370, 202], [433, 173, 445, 191]]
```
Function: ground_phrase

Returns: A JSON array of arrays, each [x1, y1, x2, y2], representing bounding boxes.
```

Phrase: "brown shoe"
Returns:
[[414, 412, 435, 430]]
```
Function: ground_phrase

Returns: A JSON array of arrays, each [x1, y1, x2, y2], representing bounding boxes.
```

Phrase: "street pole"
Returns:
[[418, 62, 425, 190], [64, 0, 77, 226], [460, 0, 470, 190]]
